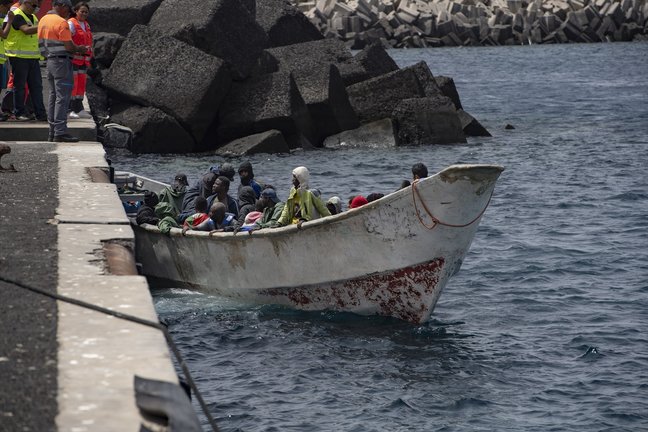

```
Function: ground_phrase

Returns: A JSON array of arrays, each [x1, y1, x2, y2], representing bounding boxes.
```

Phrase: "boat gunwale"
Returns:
[[130, 163, 504, 240]]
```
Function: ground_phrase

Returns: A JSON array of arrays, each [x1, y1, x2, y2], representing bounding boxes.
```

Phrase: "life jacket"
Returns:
[[68, 17, 92, 66], [4, 8, 39, 59]]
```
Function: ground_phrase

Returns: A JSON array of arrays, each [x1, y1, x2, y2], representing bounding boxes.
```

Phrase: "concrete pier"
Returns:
[[0, 134, 182, 430]]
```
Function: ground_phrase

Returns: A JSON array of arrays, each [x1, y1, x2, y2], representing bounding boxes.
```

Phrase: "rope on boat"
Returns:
[[411, 179, 493, 230], [0, 274, 220, 432]]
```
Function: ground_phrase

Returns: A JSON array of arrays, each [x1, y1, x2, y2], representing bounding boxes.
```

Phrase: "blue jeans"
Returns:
[[8, 56, 46, 118]]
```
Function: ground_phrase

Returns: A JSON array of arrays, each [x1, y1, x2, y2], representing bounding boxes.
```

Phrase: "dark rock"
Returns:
[[111, 105, 196, 153], [103, 124, 132, 149], [256, 0, 324, 47], [103, 25, 231, 143], [346, 68, 424, 124], [253, 38, 352, 76], [217, 71, 316, 150], [299, 64, 359, 142], [403, 61, 445, 98], [505, 124, 515, 129], [392, 96, 467, 145], [323, 118, 397, 148], [215, 130, 290, 156], [337, 42, 400, 86], [89, 0, 162, 36], [148, 0, 268, 80], [86, 78, 109, 122], [435, 76, 463, 110], [457, 109, 492, 137], [92, 33, 125, 69]]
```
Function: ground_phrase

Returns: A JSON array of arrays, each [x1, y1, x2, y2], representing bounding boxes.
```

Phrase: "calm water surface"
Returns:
[[108, 42, 648, 431]]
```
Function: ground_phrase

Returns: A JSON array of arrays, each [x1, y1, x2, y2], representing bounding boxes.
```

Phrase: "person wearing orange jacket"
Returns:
[[67, 1, 90, 119], [38, 0, 88, 142]]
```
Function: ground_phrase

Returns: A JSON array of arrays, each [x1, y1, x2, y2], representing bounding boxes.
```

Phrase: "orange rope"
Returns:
[[411, 179, 493, 230]]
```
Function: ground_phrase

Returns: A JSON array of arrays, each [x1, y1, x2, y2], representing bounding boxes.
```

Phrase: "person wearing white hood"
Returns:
[[276, 166, 330, 228]]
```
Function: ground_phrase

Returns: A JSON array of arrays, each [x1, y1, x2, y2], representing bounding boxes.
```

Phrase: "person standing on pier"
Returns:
[[37, 0, 88, 142], [67, 1, 91, 119], [4, 0, 47, 121]]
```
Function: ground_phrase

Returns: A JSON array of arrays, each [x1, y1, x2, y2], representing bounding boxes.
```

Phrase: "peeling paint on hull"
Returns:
[[132, 164, 504, 323], [260, 258, 446, 323]]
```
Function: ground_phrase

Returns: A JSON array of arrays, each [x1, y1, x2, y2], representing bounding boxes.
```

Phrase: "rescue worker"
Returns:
[[37, 0, 88, 142], [5, 0, 46, 121], [276, 166, 330, 228], [0, 0, 13, 121], [67, 1, 91, 118]]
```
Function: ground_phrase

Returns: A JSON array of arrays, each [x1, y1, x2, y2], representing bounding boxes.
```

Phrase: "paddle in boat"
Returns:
[[116, 164, 504, 324]]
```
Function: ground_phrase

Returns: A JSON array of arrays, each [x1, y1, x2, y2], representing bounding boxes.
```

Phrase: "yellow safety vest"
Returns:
[[4, 9, 40, 59], [0, 39, 5, 65]]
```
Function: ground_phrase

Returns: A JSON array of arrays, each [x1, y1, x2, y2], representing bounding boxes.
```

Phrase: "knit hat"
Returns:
[[261, 188, 280, 204]]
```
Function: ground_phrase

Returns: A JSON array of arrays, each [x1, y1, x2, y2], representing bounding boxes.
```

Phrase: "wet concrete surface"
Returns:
[[0, 143, 58, 431]]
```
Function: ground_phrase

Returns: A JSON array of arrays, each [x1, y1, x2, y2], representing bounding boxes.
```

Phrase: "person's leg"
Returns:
[[9, 57, 27, 117], [47, 62, 56, 140], [25, 59, 46, 120], [50, 58, 74, 136]]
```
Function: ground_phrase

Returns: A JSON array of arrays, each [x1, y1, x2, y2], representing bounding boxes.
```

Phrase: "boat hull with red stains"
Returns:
[[129, 164, 504, 324]]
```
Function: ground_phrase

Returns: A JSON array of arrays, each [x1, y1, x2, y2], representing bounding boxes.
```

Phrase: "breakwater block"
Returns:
[[458, 109, 492, 137], [257, 0, 324, 47], [435, 76, 463, 110], [215, 130, 290, 156], [111, 105, 196, 153], [92, 32, 125, 70], [404, 61, 445, 98], [148, 0, 268, 80], [103, 25, 231, 144], [89, 0, 162, 36], [392, 96, 467, 145], [252, 39, 358, 142], [323, 118, 397, 148], [337, 42, 399, 86], [218, 71, 316, 149], [346, 67, 424, 124]]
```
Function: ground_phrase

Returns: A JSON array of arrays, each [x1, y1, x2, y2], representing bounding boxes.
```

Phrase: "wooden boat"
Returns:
[[118, 164, 504, 324]]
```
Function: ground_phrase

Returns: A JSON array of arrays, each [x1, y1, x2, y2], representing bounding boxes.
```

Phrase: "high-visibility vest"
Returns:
[[0, 38, 6, 65], [4, 8, 40, 59], [38, 12, 71, 59], [68, 17, 92, 66]]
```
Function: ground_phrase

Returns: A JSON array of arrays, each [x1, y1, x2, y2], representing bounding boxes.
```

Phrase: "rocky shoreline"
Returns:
[[296, 0, 648, 47]]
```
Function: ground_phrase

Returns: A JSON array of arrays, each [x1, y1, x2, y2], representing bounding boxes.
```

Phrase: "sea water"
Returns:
[[108, 42, 648, 431]]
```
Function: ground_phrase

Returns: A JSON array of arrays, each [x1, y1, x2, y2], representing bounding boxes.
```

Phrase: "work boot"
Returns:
[[53, 134, 80, 143]]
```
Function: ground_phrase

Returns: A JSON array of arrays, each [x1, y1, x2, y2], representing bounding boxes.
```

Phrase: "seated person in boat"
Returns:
[[206, 202, 238, 234], [349, 195, 368, 209], [255, 187, 285, 229], [366, 193, 384, 202], [276, 166, 330, 228], [136, 191, 160, 226], [208, 162, 235, 181], [182, 197, 210, 234], [207, 176, 239, 219], [177, 172, 218, 223], [399, 180, 411, 189], [326, 196, 342, 215], [238, 161, 262, 199], [157, 173, 188, 219], [412, 162, 428, 181], [237, 186, 257, 226]]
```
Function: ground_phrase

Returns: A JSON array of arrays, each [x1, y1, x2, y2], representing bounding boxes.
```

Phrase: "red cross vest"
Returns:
[[68, 17, 92, 66]]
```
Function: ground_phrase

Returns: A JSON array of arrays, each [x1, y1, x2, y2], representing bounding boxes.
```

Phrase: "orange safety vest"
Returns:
[[68, 17, 92, 66]]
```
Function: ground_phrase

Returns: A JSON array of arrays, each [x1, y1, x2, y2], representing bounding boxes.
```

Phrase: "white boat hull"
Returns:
[[133, 164, 503, 323]]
